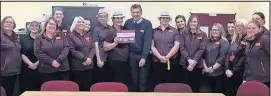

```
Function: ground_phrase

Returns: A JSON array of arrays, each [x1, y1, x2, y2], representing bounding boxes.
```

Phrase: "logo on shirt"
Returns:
[[241, 41, 247, 45], [62, 30, 67, 33], [215, 42, 220, 46], [168, 30, 173, 32], [56, 36, 61, 40], [140, 29, 144, 33], [255, 43, 260, 46]]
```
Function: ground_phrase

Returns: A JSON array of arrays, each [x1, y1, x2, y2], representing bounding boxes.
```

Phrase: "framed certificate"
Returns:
[[117, 30, 135, 43]]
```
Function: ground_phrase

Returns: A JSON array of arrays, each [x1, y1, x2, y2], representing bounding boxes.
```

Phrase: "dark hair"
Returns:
[[253, 12, 265, 24], [175, 15, 186, 23], [84, 18, 92, 23], [1, 16, 16, 31], [39, 17, 58, 35], [228, 19, 236, 24], [53, 7, 64, 16], [130, 4, 142, 12], [248, 20, 262, 29]]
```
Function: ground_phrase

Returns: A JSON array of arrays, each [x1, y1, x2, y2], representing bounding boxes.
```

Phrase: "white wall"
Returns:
[[1, 2, 269, 31]]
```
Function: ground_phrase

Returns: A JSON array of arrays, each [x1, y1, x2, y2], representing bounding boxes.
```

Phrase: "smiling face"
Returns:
[[131, 8, 142, 21], [176, 18, 185, 28], [3, 17, 15, 32], [98, 13, 108, 24], [252, 14, 264, 27], [45, 19, 57, 34], [113, 17, 124, 26], [189, 17, 198, 29], [211, 25, 221, 39], [84, 20, 91, 32], [235, 22, 245, 34], [75, 18, 85, 31], [29, 21, 40, 33], [247, 22, 261, 38], [160, 17, 170, 26], [227, 23, 235, 35], [53, 10, 64, 22]]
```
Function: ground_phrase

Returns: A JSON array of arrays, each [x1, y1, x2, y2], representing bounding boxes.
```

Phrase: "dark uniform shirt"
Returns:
[[244, 32, 270, 83], [104, 26, 129, 61], [34, 33, 70, 73], [152, 26, 180, 62], [1, 31, 22, 76], [67, 31, 96, 70], [92, 22, 112, 61], [204, 38, 229, 76], [179, 31, 208, 68]]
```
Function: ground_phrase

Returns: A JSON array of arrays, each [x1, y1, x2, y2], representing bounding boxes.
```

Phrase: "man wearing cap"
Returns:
[[103, 10, 129, 84], [151, 11, 181, 87], [92, 8, 111, 82], [124, 4, 153, 92], [53, 7, 68, 34]]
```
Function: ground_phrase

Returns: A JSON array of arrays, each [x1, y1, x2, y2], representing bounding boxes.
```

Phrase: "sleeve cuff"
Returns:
[[56, 59, 62, 65]]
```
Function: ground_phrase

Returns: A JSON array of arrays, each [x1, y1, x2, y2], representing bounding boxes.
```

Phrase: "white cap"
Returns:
[[158, 11, 170, 18], [30, 18, 41, 23], [98, 8, 108, 15], [112, 10, 125, 18]]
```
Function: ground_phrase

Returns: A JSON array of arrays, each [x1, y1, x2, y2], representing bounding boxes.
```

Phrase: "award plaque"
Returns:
[[116, 30, 135, 43]]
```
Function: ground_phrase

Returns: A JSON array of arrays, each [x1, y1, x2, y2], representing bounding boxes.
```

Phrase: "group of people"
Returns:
[[1, 4, 269, 96]]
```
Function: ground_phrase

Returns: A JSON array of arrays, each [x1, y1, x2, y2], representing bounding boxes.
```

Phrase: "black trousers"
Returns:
[[200, 74, 224, 93], [224, 76, 243, 96], [152, 58, 182, 87], [1, 75, 17, 96], [40, 71, 70, 84], [129, 52, 150, 92], [19, 67, 41, 94], [92, 56, 110, 83], [108, 59, 128, 84], [182, 67, 202, 93], [71, 69, 93, 91]]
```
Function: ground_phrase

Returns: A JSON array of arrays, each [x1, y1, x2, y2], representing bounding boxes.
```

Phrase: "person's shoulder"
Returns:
[[142, 18, 152, 24], [124, 18, 133, 23]]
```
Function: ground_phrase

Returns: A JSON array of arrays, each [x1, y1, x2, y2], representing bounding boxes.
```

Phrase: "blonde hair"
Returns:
[[210, 23, 226, 40], [231, 19, 248, 43], [70, 16, 85, 32]]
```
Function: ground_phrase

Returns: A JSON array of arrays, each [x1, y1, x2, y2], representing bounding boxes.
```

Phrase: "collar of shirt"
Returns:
[[134, 18, 143, 24], [155, 25, 172, 31], [98, 22, 110, 29], [73, 30, 86, 37]]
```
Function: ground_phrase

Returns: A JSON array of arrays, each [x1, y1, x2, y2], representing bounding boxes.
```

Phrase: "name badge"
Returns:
[[255, 43, 260, 46], [241, 41, 247, 45], [56, 36, 61, 40], [168, 30, 173, 32], [62, 30, 67, 33], [215, 42, 220, 46], [140, 30, 144, 33]]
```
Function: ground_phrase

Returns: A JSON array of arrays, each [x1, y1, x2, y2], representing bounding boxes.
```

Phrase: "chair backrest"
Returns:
[[1, 86, 6, 96], [237, 81, 269, 96], [154, 83, 193, 93], [41, 80, 79, 91], [90, 82, 128, 92]]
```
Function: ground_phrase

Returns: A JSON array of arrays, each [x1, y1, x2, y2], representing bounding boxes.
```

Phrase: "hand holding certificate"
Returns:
[[116, 30, 135, 43]]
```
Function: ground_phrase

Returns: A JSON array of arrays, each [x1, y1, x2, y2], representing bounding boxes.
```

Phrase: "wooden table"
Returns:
[[21, 91, 225, 96]]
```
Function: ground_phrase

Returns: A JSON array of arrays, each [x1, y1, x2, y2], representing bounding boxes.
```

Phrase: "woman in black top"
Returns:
[[19, 19, 41, 93]]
